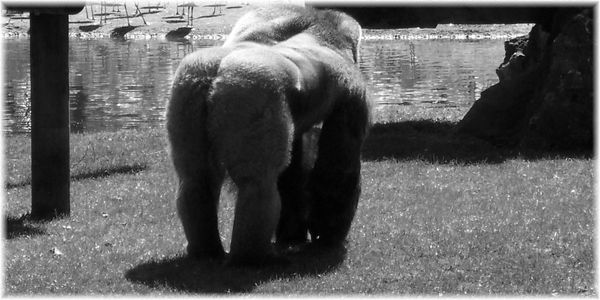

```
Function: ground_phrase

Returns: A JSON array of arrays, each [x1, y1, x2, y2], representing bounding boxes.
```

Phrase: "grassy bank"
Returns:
[[3, 119, 594, 295]]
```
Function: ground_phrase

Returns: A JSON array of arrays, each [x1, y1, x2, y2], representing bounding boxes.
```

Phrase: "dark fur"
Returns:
[[167, 5, 371, 266]]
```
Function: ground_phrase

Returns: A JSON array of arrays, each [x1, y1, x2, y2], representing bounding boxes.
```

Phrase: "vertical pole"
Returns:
[[124, 4, 130, 27], [30, 12, 70, 219], [135, 4, 147, 25]]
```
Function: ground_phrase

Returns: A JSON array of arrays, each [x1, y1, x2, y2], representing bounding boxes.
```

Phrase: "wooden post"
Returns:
[[30, 11, 70, 219]]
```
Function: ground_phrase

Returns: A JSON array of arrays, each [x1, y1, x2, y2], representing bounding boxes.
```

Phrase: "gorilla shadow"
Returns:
[[125, 244, 346, 293], [5, 214, 47, 239], [362, 120, 593, 164]]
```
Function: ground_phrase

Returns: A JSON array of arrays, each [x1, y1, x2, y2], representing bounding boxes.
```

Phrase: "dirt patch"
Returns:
[[3, 3, 255, 39]]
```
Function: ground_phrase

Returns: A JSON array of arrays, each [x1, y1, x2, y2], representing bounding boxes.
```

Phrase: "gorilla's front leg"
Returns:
[[276, 136, 309, 247], [307, 100, 369, 246], [228, 177, 282, 266]]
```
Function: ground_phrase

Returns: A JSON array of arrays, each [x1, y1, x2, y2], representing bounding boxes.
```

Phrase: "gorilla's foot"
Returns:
[[275, 230, 308, 249], [308, 216, 352, 247], [275, 239, 310, 255]]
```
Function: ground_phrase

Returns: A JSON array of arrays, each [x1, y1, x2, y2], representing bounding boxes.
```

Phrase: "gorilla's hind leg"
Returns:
[[172, 138, 226, 260], [176, 165, 225, 260], [168, 91, 226, 260], [212, 90, 294, 266]]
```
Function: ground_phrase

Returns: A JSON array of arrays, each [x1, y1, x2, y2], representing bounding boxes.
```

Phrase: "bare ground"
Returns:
[[3, 3, 255, 39]]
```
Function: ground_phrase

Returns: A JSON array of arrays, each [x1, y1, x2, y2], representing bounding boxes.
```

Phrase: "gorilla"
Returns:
[[166, 5, 371, 266]]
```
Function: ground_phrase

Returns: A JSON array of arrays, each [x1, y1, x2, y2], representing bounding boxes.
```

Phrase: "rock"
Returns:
[[50, 247, 64, 256], [496, 51, 526, 82], [521, 9, 594, 150], [502, 34, 528, 63], [457, 25, 545, 146], [457, 8, 593, 152]]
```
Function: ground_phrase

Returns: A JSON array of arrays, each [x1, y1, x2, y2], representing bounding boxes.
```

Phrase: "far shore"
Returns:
[[2, 3, 533, 41], [2, 2, 254, 39]]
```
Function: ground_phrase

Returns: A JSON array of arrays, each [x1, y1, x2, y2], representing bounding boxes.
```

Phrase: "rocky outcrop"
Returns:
[[457, 8, 593, 152]]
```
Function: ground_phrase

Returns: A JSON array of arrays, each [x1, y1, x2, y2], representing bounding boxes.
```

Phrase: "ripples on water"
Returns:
[[3, 25, 532, 134]]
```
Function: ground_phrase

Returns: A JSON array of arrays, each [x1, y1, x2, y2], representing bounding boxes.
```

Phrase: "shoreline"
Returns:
[[2, 25, 533, 41], [2, 4, 532, 41]]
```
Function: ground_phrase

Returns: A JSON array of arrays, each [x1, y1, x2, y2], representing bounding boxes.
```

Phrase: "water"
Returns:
[[360, 39, 503, 105], [3, 25, 531, 134]]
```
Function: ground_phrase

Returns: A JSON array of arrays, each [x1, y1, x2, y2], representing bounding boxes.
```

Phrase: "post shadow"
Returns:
[[6, 164, 148, 190], [5, 214, 47, 239], [125, 243, 347, 293]]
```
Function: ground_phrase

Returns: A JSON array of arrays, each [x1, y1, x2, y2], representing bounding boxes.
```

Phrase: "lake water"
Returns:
[[3, 25, 532, 134]]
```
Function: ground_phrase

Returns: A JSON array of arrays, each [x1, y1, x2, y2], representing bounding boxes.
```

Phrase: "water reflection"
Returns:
[[360, 39, 504, 109], [71, 89, 89, 133], [4, 34, 508, 134]]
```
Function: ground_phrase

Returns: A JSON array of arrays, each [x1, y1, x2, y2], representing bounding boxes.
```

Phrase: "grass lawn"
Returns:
[[3, 115, 595, 295]]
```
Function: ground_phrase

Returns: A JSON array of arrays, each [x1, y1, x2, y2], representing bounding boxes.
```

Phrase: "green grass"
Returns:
[[3, 121, 595, 295]]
